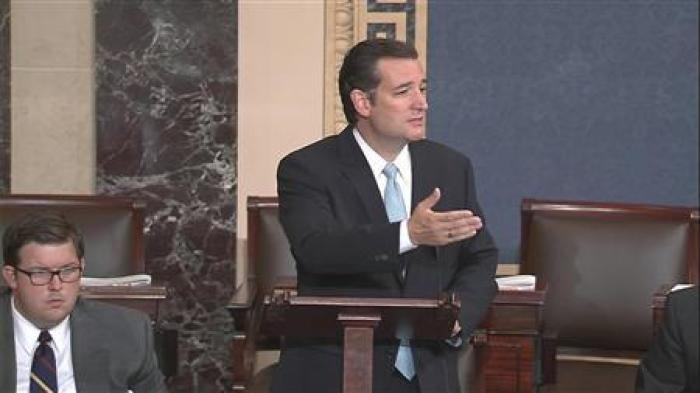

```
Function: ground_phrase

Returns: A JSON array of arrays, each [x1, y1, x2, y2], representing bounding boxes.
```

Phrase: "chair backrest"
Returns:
[[519, 199, 699, 351], [246, 196, 296, 296], [0, 194, 146, 277]]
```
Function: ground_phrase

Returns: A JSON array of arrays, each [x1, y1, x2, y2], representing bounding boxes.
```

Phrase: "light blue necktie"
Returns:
[[382, 162, 416, 380]]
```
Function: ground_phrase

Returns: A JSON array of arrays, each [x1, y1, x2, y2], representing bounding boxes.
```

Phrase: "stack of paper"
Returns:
[[671, 283, 694, 292], [496, 275, 536, 291], [81, 274, 152, 287]]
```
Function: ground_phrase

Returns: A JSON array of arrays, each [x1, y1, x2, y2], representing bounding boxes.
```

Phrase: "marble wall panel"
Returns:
[[95, 1, 237, 391], [0, 0, 9, 192]]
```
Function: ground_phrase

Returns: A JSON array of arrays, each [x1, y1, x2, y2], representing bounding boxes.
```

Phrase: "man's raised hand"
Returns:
[[408, 188, 483, 246]]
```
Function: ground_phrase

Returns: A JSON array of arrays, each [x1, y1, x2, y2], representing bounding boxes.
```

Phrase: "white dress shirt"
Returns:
[[12, 296, 77, 393], [353, 129, 417, 254]]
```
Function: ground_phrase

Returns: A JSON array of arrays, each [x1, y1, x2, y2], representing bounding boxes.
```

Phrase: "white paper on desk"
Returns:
[[671, 283, 694, 292], [80, 274, 152, 287], [496, 275, 536, 291]]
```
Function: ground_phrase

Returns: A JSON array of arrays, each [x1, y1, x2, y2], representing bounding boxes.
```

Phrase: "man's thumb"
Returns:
[[419, 187, 441, 209]]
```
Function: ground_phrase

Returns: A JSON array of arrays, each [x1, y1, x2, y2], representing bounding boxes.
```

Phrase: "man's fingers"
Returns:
[[433, 209, 475, 223], [409, 197, 485, 246], [446, 225, 480, 241], [443, 216, 483, 242]]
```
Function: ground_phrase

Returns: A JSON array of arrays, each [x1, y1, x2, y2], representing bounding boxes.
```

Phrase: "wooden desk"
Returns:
[[80, 284, 168, 321], [470, 287, 546, 393]]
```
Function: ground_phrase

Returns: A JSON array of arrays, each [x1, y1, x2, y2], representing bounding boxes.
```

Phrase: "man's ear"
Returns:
[[350, 89, 372, 118], [2, 265, 18, 289]]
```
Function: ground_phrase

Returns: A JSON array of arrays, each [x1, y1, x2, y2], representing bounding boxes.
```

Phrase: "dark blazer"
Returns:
[[272, 126, 498, 393], [636, 286, 699, 393], [0, 291, 166, 393]]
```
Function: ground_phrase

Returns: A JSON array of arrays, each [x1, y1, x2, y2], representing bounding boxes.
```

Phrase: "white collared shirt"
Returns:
[[12, 296, 77, 393], [353, 129, 417, 254]]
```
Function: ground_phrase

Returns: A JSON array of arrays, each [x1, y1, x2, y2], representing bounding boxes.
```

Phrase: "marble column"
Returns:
[[95, 1, 237, 391], [0, 0, 9, 192]]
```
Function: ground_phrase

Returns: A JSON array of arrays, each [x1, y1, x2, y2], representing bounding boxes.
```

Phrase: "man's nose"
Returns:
[[47, 273, 63, 290], [414, 91, 428, 111]]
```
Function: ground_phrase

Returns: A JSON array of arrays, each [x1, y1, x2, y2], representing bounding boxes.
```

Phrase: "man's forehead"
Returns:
[[18, 241, 80, 261], [377, 58, 426, 85]]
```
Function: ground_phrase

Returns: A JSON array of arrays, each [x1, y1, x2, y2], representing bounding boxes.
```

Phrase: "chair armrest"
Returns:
[[229, 280, 264, 392], [652, 284, 676, 338], [541, 328, 557, 385], [227, 279, 258, 331]]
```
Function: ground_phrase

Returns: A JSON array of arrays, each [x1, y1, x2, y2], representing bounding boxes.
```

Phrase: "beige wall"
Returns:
[[10, 0, 95, 194], [236, 2, 325, 283]]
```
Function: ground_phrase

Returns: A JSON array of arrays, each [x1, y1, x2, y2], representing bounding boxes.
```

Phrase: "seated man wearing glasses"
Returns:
[[0, 212, 165, 393]]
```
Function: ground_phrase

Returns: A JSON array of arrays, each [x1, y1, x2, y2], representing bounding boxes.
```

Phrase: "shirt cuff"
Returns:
[[398, 219, 417, 254], [445, 334, 463, 348]]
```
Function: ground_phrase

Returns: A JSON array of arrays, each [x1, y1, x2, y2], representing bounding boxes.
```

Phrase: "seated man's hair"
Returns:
[[3, 212, 85, 267]]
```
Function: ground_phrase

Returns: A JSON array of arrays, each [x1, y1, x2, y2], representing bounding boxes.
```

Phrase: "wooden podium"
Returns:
[[470, 285, 547, 393], [262, 289, 460, 393]]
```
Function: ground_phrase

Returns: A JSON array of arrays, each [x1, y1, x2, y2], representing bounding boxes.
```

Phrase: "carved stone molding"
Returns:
[[324, 0, 427, 136]]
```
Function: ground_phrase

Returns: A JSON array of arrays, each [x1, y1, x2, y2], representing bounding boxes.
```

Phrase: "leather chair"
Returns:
[[0, 193, 178, 378], [0, 193, 145, 277], [518, 199, 699, 391]]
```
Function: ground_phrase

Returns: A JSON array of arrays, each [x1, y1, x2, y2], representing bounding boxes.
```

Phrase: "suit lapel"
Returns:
[[70, 299, 110, 392], [0, 292, 17, 392], [336, 126, 387, 224], [409, 141, 437, 211]]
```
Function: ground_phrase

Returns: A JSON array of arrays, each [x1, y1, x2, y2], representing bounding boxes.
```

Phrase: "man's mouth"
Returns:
[[46, 298, 64, 307]]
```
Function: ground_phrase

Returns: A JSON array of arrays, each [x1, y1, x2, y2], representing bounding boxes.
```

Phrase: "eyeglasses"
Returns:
[[13, 265, 83, 286]]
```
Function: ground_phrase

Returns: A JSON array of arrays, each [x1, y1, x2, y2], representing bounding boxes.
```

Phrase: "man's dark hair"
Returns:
[[3, 212, 85, 267], [338, 38, 419, 124]]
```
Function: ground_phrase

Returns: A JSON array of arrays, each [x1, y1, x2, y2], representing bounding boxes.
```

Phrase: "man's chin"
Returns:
[[407, 129, 426, 141], [40, 302, 73, 324]]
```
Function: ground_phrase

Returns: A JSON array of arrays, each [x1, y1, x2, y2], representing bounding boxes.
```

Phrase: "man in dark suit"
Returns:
[[636, 286, 699, 393], [0, 212, 165, 392], [272, 39, 498, 393]]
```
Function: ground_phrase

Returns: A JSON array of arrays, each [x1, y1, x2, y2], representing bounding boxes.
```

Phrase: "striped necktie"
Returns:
[[382, 163, 416, 380], [30, 330, 57, 393]]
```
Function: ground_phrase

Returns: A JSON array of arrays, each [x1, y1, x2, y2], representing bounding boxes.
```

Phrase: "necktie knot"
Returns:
[[38, 330, 52, 344], [383, 162, 399, 181]]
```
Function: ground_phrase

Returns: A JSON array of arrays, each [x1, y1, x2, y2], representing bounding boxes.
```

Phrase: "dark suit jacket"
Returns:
[[272, 126, 498, 393], [636, 286, 699, 393], [0, 291, 166, 393]]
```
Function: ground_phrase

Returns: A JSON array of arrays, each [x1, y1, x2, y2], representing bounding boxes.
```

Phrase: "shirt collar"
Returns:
[[353, 128, 411, 181], [11, 295, 71, 355]]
